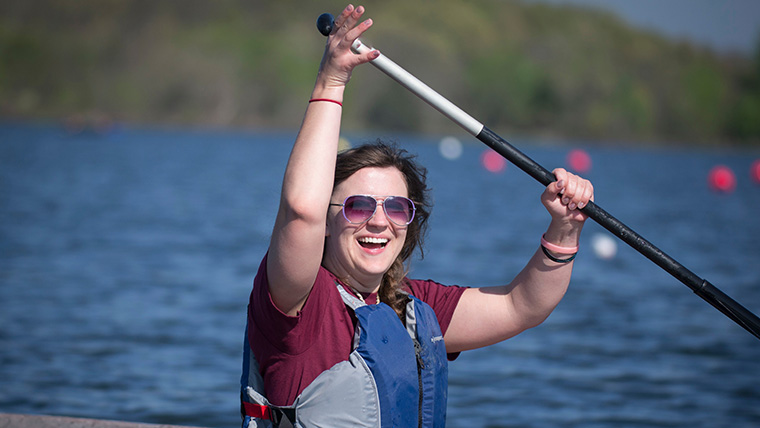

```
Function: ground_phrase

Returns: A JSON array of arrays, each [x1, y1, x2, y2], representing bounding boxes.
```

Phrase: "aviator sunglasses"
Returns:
[[330, 195, 416, 226]]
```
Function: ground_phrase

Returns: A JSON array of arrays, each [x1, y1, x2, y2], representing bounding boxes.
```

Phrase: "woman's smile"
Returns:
[[357, 235, 389, 251]]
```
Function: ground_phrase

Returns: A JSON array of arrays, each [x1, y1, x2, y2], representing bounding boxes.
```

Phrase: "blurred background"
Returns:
[[1, 0, 760, 145], [2, 1, 760, 427]]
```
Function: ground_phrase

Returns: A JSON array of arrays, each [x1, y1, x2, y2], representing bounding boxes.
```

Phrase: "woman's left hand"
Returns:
[[541, 168, 594, 225]]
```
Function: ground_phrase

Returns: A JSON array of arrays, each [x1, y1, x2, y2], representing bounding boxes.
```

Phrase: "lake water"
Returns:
[[1, 123, 759, 427]]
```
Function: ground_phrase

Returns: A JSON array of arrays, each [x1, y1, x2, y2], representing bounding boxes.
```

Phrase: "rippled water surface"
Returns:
[[1, 123, 759, 427]]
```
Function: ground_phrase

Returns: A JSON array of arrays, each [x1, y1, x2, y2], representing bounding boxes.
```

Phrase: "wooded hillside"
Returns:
[[2, 0, 759, 145]]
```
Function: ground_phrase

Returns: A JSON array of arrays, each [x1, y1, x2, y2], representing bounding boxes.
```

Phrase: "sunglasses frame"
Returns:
[[329, 194, 416, 226]]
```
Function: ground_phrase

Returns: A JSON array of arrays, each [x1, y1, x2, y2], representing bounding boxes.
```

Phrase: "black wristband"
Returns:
[[541, 244, 577, 263]]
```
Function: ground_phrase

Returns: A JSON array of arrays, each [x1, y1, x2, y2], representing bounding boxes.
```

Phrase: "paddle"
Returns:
[[316, 13, 760, 340]]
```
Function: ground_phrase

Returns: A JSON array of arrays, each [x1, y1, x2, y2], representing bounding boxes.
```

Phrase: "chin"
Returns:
[[360, 261, 393, 277]]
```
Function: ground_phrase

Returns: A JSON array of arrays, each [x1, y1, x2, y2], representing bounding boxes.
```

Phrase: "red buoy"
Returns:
[[708, 165, 736, 193], [751, 159, 760, 184], [566, 149, 591, 173], [481, 150, 506, 173]]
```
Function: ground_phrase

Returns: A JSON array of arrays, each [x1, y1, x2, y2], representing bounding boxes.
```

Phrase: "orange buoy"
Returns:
[[481, 149, 506, 173], [708, 165, 736, 193], [566, 149, 591, 173]]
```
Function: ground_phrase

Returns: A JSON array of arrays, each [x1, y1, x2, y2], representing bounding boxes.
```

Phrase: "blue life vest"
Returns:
[[241, 284, 449, 427]]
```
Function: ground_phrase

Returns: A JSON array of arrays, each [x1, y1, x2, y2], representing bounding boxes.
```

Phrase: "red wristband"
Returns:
[[540, 234, 579, 254], [309, 98, 343, 107]]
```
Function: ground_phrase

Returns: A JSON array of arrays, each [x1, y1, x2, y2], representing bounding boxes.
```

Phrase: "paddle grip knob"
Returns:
[[317, 13, 334, 36]]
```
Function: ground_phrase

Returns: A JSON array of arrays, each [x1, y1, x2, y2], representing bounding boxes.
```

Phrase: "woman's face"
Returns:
[[323, 166, 410, 293]]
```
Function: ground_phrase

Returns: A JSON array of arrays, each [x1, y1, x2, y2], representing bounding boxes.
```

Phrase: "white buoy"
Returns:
[[439, 136, 463, 160], [591, 233, 617, 260]]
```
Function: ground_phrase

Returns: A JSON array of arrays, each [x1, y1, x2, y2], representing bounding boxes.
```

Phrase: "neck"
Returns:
[[321, 257, 383, 294], [340, 275, 381, 295]]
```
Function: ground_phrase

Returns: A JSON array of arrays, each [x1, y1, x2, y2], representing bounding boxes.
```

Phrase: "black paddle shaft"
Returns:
[[478, 126, 760, 340]]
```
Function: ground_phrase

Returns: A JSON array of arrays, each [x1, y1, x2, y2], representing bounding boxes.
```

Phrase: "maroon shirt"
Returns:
[[247, 254, 467, 406]]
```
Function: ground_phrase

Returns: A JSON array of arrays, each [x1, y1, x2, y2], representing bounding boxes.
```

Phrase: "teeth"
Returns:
[[359, 237, 388, 244]]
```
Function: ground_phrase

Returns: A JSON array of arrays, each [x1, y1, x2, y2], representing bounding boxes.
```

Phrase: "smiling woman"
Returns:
[[239, 4, 594, 428]]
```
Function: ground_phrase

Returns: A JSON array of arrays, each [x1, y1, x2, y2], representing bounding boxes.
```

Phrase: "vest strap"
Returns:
[[242, 402, 272, 419], [243, 402, 296, 426], [336, 282, 366, 310]]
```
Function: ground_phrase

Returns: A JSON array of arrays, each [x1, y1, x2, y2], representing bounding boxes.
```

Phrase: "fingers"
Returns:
[[551, 168, 593, 211], [342, 18, 377, 59], [332, 5, 368, 39], [332, 4, 357, 33], [327, 5, 377, 59]]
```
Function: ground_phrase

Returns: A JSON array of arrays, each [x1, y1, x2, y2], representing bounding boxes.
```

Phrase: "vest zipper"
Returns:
[[413, 338, 425, 428]]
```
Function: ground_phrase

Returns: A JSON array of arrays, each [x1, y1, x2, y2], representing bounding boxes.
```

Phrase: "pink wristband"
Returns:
[[541, 234, 578, 254], [309, 98, 343, 107]]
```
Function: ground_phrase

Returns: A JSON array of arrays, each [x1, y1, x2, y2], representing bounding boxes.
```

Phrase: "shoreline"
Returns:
[[0, 414, 207, 428]]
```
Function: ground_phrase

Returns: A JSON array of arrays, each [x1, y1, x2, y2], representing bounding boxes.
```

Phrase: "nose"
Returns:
[[366, 200, 391, 227]]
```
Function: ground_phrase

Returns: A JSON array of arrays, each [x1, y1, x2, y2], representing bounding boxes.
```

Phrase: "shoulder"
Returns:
[[405, 278, 467, 305], [250, 254, 349, 351], [253, 253, 341, 309], [404, 278, 467, 335]]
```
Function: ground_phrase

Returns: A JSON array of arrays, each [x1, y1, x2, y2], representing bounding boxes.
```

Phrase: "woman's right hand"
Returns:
[[315, 4, 379, 92]]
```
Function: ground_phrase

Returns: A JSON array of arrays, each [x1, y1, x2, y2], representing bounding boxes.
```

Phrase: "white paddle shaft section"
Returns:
[[352, 40, 484, 136]]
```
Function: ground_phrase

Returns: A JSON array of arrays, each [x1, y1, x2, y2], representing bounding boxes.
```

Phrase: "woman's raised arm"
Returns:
[[266, 5, 379, 316]]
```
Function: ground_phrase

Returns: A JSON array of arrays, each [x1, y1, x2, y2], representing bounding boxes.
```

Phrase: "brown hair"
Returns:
[[332, 140, 431, 320]]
